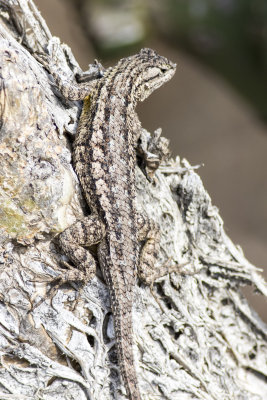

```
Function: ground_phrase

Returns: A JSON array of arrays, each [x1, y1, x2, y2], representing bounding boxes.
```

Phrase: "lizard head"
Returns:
[[133, 48, 176, 102]]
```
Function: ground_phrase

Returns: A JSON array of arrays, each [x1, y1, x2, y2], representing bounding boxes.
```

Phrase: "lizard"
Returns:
[[0, 6, 177, 393], [50, 47, 176, 400]]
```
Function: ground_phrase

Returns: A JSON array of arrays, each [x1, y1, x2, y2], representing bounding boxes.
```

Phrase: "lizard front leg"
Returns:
[[130, 111, 170, 180], [35, 39, 103, 101]]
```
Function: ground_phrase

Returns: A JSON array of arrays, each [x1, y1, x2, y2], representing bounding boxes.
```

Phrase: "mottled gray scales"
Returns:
[[47, 47, 176, 400]]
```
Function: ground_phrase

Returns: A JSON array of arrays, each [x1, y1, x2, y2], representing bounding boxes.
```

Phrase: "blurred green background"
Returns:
[[35, 0, 267, 320], [155, 0, 267, 120], [74, 0, 267, 120]]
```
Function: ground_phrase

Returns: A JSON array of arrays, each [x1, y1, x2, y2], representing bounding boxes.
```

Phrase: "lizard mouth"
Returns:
[[141, 66, 176, 100], [161, 65, 176, 80]]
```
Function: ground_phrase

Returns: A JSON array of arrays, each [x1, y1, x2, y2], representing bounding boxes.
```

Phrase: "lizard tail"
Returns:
[[112, 301, 141, 400]]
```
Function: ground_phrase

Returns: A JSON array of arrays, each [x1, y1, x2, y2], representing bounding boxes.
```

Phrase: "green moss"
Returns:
[[0, 202, 28, 235], [0, 193, 41, 235], [21, 197, 37, 212]]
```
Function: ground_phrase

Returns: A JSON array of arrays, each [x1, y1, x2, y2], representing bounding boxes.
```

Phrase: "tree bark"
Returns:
[[0, 1, 266, 399]]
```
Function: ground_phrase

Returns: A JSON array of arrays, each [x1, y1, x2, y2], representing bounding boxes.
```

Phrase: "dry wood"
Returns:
[[0, 1, 266, 399]]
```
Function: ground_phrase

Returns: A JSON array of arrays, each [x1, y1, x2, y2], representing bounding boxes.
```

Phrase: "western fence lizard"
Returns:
[[38, 46, 176, 399], [0, 2, 176, 394]]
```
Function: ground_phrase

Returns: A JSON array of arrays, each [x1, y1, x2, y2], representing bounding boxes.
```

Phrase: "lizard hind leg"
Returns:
[[137, 212, 181, 287], [58, 214, 106, 283], [136, 212, 161, 286], [30, 215, 105, 311]]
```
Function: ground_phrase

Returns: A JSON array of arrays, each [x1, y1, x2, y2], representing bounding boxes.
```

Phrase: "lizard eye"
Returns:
[[160, 67, 168, 73]]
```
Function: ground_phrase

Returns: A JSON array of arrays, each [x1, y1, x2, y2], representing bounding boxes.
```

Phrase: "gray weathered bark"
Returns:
[[0, 1, 266, 399]]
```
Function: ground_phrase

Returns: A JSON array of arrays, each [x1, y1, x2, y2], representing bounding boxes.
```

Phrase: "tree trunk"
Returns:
[[0, 1, 266, 399]]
